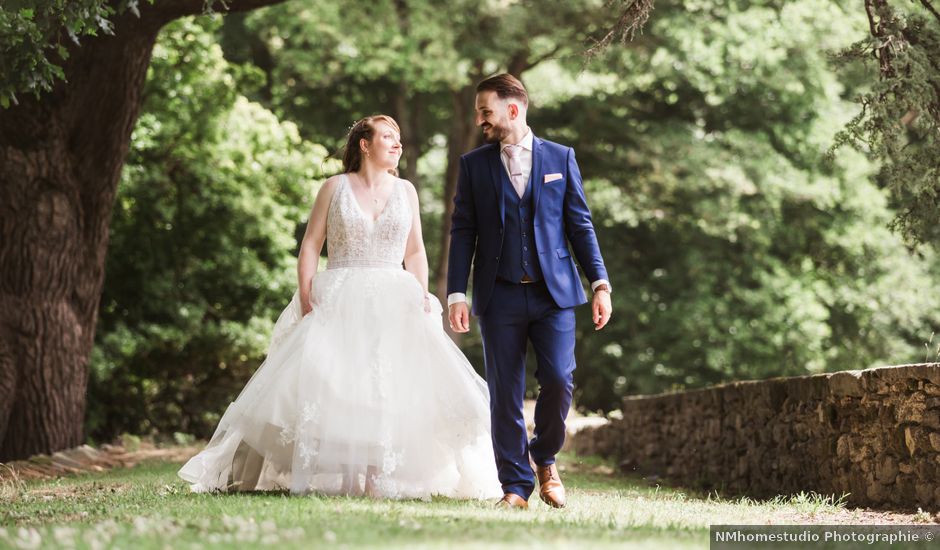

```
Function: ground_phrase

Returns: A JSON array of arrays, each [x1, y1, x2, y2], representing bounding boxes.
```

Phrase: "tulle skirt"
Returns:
[[178, 266, 502, 500]]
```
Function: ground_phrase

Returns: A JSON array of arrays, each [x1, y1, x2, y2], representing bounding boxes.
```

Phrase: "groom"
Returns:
[[447, 74, 612, 509]]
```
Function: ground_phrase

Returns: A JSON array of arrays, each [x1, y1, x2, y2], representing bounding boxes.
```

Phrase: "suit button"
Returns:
[[495, 256, 500, 261]]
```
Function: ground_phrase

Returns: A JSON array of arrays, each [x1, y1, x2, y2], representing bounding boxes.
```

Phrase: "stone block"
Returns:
[[871, 364, 940, 386], [924, 411, 940, 429], [866, 476, 888, 502], [929, 432, 940, 452], [829, 371, 864, 398], [905, 426, 917, 456], [895, 475, 917, 503], [896, 393, 927, 423], [875, 454, 898, 484]]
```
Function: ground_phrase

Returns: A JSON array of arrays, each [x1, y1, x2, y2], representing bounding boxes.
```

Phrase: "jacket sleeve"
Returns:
[[563, 147, 609, 285], [447, 155, 478, 295]]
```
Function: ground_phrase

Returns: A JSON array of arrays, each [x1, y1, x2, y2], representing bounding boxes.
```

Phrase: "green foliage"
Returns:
[[86, 17, 337, 440], [233, 0, 618, 152], [530, 0, 940, 410], [829, 1, 940, 248], [0, 0, 148, 107]]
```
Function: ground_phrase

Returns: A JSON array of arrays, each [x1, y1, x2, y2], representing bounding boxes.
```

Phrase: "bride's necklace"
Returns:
[[354, 172, 389, 205]]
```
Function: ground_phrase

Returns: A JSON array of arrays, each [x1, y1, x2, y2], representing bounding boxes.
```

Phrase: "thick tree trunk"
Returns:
[[0, 13, 162, 461], [435, 86, 482, 340], [0, 0, 285, 461]]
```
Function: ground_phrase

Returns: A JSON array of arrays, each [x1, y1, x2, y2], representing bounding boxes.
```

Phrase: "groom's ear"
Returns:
[[508, 102, 519, 120]]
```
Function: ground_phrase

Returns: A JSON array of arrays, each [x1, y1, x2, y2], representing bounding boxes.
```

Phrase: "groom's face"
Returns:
[[475, 91, 511, 144]]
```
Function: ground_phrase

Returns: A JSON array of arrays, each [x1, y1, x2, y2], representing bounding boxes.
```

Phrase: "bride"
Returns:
[[178, 115, 501, 500]]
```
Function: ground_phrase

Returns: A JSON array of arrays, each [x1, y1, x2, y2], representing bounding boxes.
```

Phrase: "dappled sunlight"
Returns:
[[3, 453, 930, 548]]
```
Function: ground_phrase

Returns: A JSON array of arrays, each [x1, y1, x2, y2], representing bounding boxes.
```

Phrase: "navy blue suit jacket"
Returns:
[[447, 136, 608, 316]]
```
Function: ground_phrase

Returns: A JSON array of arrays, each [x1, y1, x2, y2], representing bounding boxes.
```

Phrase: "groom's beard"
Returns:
[[481, 123, 509, 144]]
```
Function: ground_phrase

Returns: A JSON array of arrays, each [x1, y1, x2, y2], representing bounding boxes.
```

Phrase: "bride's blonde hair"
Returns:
[[342, 115, 401, 176]]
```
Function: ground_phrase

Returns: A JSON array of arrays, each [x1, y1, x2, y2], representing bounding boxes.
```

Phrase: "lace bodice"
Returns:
[[326, 173, 412, 269]]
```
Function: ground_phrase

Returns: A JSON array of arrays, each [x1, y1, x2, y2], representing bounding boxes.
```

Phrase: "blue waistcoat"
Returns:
[[496, 169, 543, 283]]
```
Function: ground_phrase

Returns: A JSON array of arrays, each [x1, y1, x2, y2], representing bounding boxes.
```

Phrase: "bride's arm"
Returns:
[[298, 176, 341, 314], [402, 181, 429, 300]]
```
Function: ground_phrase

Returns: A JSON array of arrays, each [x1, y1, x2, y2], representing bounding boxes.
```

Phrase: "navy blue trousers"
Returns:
[[478, 279, 576, 500]]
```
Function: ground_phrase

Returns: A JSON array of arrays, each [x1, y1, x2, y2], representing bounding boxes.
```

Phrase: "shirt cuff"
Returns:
[[591, 279, 611, 293], [447, 292, 468, 306]]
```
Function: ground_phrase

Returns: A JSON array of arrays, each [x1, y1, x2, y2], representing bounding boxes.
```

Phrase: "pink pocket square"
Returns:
[[544, 173, 563, 183]]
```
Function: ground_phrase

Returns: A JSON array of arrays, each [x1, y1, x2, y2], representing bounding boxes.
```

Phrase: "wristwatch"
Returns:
[[595, 284, 611, 293]]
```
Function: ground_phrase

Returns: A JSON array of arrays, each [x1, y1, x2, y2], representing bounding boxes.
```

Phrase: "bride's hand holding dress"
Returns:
[[296, 176, 341, 317]]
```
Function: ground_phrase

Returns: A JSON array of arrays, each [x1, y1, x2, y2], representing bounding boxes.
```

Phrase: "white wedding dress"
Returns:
[[178, 174, 501, 499]]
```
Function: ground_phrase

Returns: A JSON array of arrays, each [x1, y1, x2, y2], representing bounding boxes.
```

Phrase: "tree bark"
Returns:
[[389, 0, 423, 187], [435, 85, 482, 341], [392, 83, 423, 186], [0, 0, 286, 461]]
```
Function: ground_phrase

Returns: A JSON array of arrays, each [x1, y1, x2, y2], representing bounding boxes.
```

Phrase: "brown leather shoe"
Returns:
[[495, 493, 528, 510], [535, 463, 566, 508]]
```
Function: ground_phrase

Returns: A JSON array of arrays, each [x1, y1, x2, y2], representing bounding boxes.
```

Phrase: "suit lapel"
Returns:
[[487, 144, 506, 225], [531, 136, 544, 214]]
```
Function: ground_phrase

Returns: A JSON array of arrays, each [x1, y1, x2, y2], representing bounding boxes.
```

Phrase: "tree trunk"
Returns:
[[393, 84, 422, 186], [388, 0, 423, 187], [435, 86, 482, 340], [0, 0, 286, 461]]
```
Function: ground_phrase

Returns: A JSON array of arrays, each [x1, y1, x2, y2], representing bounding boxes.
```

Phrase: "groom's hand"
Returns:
[[592, 289, 612, 331], [448, 302, 471, 333]]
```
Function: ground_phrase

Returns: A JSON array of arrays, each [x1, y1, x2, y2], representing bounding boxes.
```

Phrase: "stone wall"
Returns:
[[572, 363, 940, 509]]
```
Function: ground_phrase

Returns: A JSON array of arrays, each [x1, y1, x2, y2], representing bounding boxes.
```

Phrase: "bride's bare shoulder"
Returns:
[[397, 177, 418, 198], [322, 173, 347, 190], [314, 173, 346, 202]]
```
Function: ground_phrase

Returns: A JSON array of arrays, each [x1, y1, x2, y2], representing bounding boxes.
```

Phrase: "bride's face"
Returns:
[[362, 122, 402, 169]]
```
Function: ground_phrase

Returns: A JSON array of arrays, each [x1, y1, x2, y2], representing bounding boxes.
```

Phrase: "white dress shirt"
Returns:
[[501, 128, 534, 190], [447, 128, 610, 306]]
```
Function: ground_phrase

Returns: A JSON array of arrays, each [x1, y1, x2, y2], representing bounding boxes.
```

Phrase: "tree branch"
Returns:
[[585, 0, 655, 60], [141, 0, 290, 24], [865, 0, 895, 78], [519, 45, 564, 74], [919, 0, 940, 24]]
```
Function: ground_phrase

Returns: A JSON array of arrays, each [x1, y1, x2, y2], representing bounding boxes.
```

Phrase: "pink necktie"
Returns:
[[503, 144, 526, 198]]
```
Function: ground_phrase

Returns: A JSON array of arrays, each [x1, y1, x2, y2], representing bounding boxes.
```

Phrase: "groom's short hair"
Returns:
[[476, 74, 528, 107]]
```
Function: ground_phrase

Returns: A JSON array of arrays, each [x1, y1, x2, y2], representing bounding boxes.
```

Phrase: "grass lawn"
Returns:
[[0, 450, 917, 549]]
